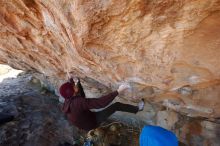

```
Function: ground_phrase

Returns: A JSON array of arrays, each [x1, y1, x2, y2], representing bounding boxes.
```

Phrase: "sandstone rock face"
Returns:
[[0, 0, 220, 119]]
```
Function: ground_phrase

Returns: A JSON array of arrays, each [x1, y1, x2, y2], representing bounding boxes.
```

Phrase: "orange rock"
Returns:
[[0, 0, 220, 118]]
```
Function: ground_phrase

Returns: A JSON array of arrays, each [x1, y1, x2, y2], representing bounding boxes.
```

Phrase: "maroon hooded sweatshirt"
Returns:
[[62, 91, 118, 131]]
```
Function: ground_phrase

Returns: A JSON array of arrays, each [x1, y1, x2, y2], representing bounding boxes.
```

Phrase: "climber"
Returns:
[[139, 125, 178, 146], [59, 77, 145, 131]]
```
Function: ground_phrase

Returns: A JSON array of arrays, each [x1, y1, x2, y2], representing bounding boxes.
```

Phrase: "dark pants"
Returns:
[[95, 102, 139, 124]]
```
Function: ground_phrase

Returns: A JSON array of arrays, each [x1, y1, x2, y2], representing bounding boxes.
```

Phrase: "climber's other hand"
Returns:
[[117, 84, 130, 94]]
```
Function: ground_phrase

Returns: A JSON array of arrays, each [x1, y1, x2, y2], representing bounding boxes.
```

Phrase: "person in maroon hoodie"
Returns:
[[59, 78, 144, 131]]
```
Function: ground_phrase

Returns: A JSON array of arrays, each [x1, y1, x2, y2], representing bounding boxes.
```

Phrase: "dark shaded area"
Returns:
[[0, 113, 14, 125], [0, 73, 74, 146]]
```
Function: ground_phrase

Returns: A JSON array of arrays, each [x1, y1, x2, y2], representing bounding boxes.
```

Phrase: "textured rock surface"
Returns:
[[0, 0, 220, 118]]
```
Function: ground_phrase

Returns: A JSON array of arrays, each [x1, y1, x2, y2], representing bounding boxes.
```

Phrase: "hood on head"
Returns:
[[59, 82, 74, 99]]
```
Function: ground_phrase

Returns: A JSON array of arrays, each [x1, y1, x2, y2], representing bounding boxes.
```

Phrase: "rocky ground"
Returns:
[[0, 72, 76, 146]]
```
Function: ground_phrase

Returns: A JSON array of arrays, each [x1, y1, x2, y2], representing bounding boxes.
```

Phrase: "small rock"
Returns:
[[21, 121, 30, 129]]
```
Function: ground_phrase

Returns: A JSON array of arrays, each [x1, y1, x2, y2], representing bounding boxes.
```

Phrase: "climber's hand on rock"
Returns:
[[69, 77, 75, 84], [69, 76, 79, 84], [117, 84, 131, 94]]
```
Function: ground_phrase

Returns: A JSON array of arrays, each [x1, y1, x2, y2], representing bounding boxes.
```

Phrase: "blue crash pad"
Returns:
[[139, 125, 178, 146]]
